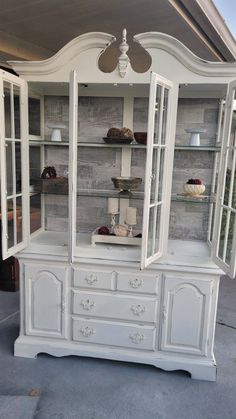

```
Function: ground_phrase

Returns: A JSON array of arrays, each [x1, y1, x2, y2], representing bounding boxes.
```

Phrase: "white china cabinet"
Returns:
[[1, 30, 236, 381]]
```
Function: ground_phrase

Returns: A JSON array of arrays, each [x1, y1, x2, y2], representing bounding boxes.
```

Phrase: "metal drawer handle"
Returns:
[[129, 332, 144, 344], [85, 273, 98, 285], [81, 299, 96, 311], [80, 326, 95, 338], [131, 304, 146, 316], [129, 278, 144, 289]]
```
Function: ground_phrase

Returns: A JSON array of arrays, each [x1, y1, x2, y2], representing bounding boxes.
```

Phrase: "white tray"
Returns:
[[91, 229, 142, 246]]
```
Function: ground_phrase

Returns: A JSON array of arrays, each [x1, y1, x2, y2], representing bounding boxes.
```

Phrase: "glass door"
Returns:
[[141, 72, 174, 269], [213, 80, 236, 278], [68, 70, 78, 262], [0, 70, 29, 259]]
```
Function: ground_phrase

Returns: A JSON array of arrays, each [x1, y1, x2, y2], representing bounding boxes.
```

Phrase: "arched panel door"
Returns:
[[25, 264, 68, 338], [161, 275, 213, 356]]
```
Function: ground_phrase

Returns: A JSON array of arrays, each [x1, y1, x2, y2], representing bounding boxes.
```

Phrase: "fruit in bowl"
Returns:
[[183, 179, 205, 196], [134, 132, 147, 145]]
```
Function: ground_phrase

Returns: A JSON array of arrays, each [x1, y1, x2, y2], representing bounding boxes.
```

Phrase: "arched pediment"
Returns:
[[134, 32, 236, 77], [8, 30, 236, 82], [9, 32, 116, 77]]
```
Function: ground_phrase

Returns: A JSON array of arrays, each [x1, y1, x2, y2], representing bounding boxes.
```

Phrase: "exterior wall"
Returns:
[[43, 95, 219, 241]]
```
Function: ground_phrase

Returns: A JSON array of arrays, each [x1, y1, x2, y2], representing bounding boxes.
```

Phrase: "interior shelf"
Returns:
[[175, 145, 221, 151], [29, 140, 146, 149], [35, 187, 216, 203], [172, 194, 215, 203]]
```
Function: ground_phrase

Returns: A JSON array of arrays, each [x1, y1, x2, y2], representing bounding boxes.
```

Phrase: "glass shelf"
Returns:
[[29, 140, 69, 146], [29, 140, 146, 149], [35, 187, 216, 204], [29, 140, 221, 151], [77, 189, 144, 199], [171, 194, 216, 203], [175, 145, 221, 151]]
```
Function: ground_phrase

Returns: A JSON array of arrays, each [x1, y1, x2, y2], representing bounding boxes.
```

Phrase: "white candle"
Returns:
[[108, 198, 119, 214], [126, 207, 137, 225]]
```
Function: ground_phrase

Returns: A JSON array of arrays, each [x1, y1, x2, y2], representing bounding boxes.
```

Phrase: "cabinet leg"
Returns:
[[189, 365, 217, 381], [14, 338, 38, 359]]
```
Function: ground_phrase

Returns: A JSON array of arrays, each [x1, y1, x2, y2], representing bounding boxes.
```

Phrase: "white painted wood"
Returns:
[[0, 69, 29, 260], [116, 272, 159, 295], [73, 267, 114, 290], [68, 70, 78, 263], [7, 30, 234, 381], [91, 230, 141, 246], [161, 274, 213, 355], [25, 263, 68, 338], [212, 79, 236, 278], [72, 290, 157, 323], [141, 72, 174, 269], [72, 318, 156, 350]]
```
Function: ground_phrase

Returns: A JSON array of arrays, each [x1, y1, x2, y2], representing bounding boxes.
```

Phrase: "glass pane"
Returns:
[[29, 97, 41, 136], [153, 85, 162, 144], [4, 82, 11, 138], [6, 141, 13, 196], [209, 203, 216, 243], [15, 142, 22, 193], [161, 88, 169, 145], [147, 206, 154, 258], [14, 85, 21, 139], [7, 199, 14, 248], [154, 205, 161, 254], [150, 148, 159, 204], [158, 149, 165, 201], [147, 205, 161, 258], [226, 211, 235, 265], [30, 194, 42, 234], [16, 196, 22, 244], [218, 208, 228, 260], [29, 146, 41, 183]]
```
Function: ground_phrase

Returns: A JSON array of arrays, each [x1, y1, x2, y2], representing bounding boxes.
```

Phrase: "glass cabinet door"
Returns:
[[68, 70, 78, 262], [141, 72, 173, 269], [0, 70, 29, 259], [213, 80, 236, 278]]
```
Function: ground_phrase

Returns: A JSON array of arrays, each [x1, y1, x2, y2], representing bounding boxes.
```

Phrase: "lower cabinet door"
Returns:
[[25, 263, 68, 338], [161, 275, 213, 356]]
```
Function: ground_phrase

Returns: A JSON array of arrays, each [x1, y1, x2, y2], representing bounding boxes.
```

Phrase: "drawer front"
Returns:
[[73, 291, 157, 323], [73, 268, 113, 290], [73, 318, 156, 350], [117, 272, 159, 295]]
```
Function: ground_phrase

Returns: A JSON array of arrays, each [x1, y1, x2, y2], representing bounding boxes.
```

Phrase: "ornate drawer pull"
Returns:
[[85, 273, 98, 285], [129, 278, 144, 289], [131, 304, 146, 316], [129, 332, 144, 344], [80, 326, 95, 337], [80, 298, 96, 311]]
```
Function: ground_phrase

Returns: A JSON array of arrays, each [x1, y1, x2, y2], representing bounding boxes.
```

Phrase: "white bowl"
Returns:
[[183, 183, 205, 196]]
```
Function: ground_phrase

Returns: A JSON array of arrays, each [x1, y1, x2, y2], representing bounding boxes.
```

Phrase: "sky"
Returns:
[[213, 0, 236, 39]]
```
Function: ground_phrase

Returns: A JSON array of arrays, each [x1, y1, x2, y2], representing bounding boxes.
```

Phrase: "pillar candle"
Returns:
[[126, 207, 137, 225], [108, 198, 119, 214]]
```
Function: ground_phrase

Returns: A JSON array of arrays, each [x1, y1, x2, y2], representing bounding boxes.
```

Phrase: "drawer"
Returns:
[[73, 268, 113, 290], [72, 291, 157, 323], [72, 318, 156, 351], [117, 272, 159, 295]]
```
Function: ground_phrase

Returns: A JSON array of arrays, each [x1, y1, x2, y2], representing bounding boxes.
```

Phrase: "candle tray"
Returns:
[[91, 228, 142, 246]]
